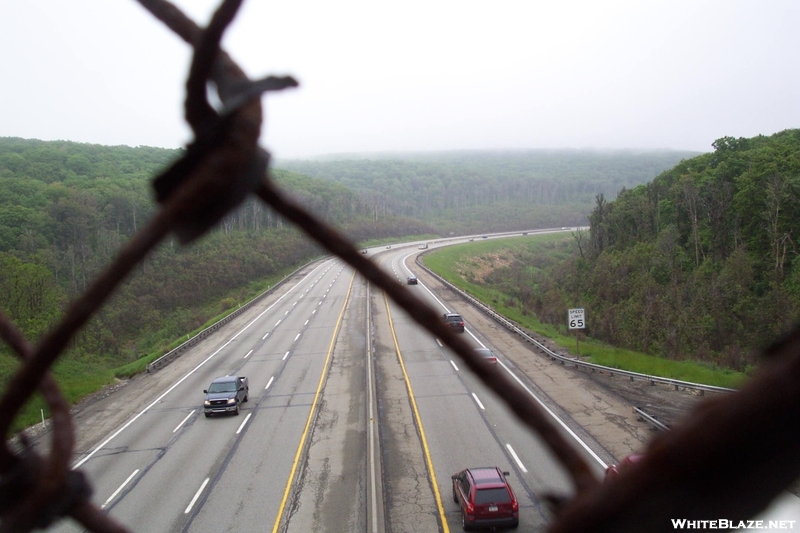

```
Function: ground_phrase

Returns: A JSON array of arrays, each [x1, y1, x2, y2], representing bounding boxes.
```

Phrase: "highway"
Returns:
[[374, 247, 607, 532], [53, 260, 364, 532], [44, 232, 799, 532]]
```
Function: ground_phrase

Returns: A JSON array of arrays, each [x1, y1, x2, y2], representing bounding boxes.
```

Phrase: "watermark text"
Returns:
[[672, 519, 796, 530]]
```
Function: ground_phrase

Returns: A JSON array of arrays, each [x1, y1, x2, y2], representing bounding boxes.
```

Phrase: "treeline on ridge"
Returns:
[[481, 130, 800, 370], [279, 149, 697, 234], [0, 137, 431, 370], [0, 136, 703, 380]]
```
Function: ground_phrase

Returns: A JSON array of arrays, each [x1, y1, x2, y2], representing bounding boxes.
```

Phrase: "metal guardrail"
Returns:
[[146, 258, 324, 372], [634, 407, 670, 432], [414, 255, 736, 396]]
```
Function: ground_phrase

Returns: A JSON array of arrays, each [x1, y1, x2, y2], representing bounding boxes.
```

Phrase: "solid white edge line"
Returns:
[[173, 410, 195, 433], [102, 469, 139, 509], [506, 444, 528, 473], [498, 359, 607, 468], [236, 413, 252, 435], [71, 260, 331, 470], [265, 376, 274, 390], [185, 477, 209, 514], [472, 392, 485, 410], [398, 252, 607, 469], [450, 360, 459, 371]]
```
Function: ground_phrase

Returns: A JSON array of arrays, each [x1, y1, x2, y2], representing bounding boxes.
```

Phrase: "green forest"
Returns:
[[279, 149, 696, 234], [0, 136, 707, 425], [0, 137, 431, 372], [469, 129, 800, 371]]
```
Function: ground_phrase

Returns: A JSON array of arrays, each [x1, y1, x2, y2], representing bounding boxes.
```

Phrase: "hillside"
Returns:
[[279, 149, 699, 234], [0, 137, 433, 370], [460, 130, 800, 370], [0, 136, 713, 426]]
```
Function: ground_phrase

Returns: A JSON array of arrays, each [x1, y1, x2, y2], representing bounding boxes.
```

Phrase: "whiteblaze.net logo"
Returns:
[[671, 519, 796, 530]]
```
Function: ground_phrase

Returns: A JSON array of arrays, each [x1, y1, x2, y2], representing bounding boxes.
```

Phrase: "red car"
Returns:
[[452, 467, 519, 530]]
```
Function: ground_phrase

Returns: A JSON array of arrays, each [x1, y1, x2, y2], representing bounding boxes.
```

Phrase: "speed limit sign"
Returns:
[[568, 308, 585, 330]]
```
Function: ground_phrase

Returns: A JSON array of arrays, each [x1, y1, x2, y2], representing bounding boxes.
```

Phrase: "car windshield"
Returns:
[[474, 488, 511, 504], [208, 382, 237, 393]]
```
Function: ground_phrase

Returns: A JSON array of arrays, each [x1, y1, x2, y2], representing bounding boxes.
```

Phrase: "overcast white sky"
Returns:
[[1, 0, 798, 158]]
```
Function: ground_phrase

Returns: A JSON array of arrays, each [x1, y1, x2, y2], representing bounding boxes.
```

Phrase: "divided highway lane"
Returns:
[[375, 248, 607, 531], [51, 259, 355, 533]]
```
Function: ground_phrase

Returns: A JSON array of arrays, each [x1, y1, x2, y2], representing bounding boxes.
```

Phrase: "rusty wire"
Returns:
[[0, 0, 797, 531]]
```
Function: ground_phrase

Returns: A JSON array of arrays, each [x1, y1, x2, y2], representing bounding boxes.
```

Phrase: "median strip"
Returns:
[[384, 293, 451, 533]]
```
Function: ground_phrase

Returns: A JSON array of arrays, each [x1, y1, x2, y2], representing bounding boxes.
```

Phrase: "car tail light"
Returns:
[[512, 499, 519, 512], [465, 501, 474, 515]]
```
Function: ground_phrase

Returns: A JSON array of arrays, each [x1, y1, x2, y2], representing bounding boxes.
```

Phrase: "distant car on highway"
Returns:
[[474, 347, 497, 364], [452, 467, 519, 530], [418, 243, 428, 249], [442, 313, 465, 332], [203, 375, 249, 417], [407, 276, 418, 285]]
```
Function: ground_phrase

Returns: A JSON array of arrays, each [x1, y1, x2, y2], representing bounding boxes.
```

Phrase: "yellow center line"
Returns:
[[271, 269, 356, 533], [383, 292, 451, 533]]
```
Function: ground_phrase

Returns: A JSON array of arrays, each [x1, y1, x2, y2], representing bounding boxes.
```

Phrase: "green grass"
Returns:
[[423, 234, 747, 389], [112, 265, 301, 378], [7, 263, 310, 432], [6, 356, 117, 433]]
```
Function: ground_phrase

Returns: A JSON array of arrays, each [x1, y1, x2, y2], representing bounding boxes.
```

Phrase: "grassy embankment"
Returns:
[[421, 234, 746, 389], [11, 264, 306, 432]]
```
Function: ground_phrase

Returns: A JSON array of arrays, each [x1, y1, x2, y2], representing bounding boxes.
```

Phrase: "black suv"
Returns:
[[442, 313, 465, 333], [203, 376, 249, 417]]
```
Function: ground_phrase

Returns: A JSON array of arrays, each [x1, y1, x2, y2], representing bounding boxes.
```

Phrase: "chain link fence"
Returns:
[[0, 1, 798, 531]]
